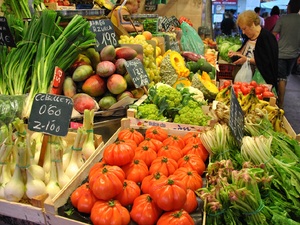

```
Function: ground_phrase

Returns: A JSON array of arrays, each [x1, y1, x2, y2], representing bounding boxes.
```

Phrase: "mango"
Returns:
[[98, 95, 117, 110], [82, 75, 107, 97], [107, 74, 127, 95], [115, 47, 137, 60], [83, 47, 100, 70], [96, 61, 116, 78], [100, 45, 116, 62], [72, 64, 94, 82], [72, 93, 99, 114], [63, 76, 77, 98], [124, 73, 135, 88], [115, 58, 127, 75]]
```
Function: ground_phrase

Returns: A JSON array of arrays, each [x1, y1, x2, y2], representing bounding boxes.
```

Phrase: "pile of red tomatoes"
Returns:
[[220, 80, 275, 99]]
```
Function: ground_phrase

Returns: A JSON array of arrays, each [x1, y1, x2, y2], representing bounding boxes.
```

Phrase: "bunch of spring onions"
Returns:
[[23, 12, 96, 118], [197, 160, 300, 225], [199, 123, 243, 168], [241, 135, 300, 220], [0, 118, 47, 202]]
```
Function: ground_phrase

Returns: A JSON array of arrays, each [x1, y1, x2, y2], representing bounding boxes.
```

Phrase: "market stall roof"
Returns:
[[260, 0, 289, 9]]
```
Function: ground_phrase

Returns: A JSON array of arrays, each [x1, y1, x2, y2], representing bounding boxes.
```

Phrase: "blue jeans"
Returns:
[[278, 58, 297, 81]]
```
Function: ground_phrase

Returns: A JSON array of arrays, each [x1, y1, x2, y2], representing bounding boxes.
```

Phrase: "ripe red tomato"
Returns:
[[250, 80, 258, 88], [103, 140, 135, 166], [138, 137, 163, 153], [183, 189, 198, 213], [122, 159, 149, 184], [162, 135, 186, 149], [70, 182, 97, 214], [130, 194, 163, 225], [255, 86, 264, 95], [134, 145, 157, 167], [223, 80, 231, 87], [145, 126, 169, 142], [173, 167, 203, 191], [182, 132, 202, 145], [90, 200, 130, 225], [141, 172, 167, 194], [149, 156, 178, 176], [157, 145, 183, 162], [118, 128, 144, 145], [256, 93, 263, 100], [89, 165, 125, 200], [240, 85, 250, 95], [157, 209, 195, 225], [150, 174, 187, 211], [115, 179, 141, 206], [262, 91, 275, 98], [178, 153, 206, 175], [181, 142, 209, 162]]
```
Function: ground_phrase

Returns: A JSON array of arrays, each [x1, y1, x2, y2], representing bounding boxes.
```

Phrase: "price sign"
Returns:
[[229, 87, 244, 145], [159, 16, 172, 32], [125, 59, 150, 88], [28, 93, 73, 136], [0, 17, 16, 47], [169, 16, 180, 28], [49, 67, 65, 95], [145, 0, 158, 12], [89, 19, 118, 52]]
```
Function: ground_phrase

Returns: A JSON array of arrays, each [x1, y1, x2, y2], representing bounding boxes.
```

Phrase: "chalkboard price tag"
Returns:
[[229, 87, 244, 145], [0, 17, 16, 47], [160, 16, 172, 32], [89, 19, 118, 52], [28, 93, 73, 136], [125, 59, 150, 88]]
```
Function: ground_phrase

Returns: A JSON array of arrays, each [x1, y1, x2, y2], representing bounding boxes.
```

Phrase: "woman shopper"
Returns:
[[273, 0, 300, 109], [228, 10, 278, 91], [264, 5, 280, 32], [110, 0, 143, 33]]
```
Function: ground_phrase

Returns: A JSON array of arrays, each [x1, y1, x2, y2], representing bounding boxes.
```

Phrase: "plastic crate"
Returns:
[[217, 63, 235, 81]]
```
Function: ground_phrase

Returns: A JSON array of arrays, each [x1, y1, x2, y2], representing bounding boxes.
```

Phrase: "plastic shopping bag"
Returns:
[[252, 69, 266, 84], [234, 61, 252, 83], [180, 22, 204, 55]]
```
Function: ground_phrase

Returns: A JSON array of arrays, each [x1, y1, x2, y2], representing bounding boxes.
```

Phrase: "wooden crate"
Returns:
[[0, 130, 102, 224], [43, 118, 206, 224]]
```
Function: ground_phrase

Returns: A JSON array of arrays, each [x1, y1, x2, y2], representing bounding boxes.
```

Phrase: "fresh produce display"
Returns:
[[0, 109, 99, 203], [0, 9, 96, 119], [214, 81, 286, 134], [134, 83, 211, 126], [197, 117, 300, 224], [63, 44, 146, 114], [216, 35, 242, 62], [118, 34, 161, 83], [65, 126, 208, 224], [159, 50, 190, 86]]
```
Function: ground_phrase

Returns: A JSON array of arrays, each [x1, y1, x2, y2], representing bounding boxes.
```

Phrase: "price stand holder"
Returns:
[[229, 87, 244, 145], [28, 93, 73, 166], [0, 16, 16, 47], [125, 58, 150, 89], [89, 19, 118, 52]]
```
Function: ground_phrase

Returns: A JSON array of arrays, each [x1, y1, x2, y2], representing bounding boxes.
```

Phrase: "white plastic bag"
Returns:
[[234, 61, 252, 83]]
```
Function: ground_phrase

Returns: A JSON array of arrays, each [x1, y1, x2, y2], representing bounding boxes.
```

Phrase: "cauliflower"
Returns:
[[184, 86, 206, 104], [137, 104, 167, 121], [173, 100, 211, 126]]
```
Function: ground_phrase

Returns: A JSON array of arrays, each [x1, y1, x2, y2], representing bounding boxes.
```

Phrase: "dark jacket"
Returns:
[[240, 28, 278, 90]]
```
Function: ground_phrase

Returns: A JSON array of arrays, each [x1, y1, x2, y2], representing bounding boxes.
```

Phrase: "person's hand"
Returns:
[[227, 50, 236, 57]]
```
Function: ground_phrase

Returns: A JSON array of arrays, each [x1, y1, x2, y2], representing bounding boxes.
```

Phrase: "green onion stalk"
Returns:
[[244, 108, 300, 160], [3, 13, 43, 96], [1, 0, 33, 19], [241, 135, 300, 217], [23, 13, 96, 118], [199, 123, 243, 168]]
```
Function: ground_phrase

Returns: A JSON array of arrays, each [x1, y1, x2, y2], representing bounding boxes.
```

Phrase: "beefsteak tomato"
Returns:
[[90, 200, 130, 225], [157, 209, 195, 225]]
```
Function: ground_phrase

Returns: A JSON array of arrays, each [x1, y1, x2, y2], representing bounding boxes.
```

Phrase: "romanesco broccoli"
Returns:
[[137, 104, 167, 121], [173, 100, 211, 126]]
